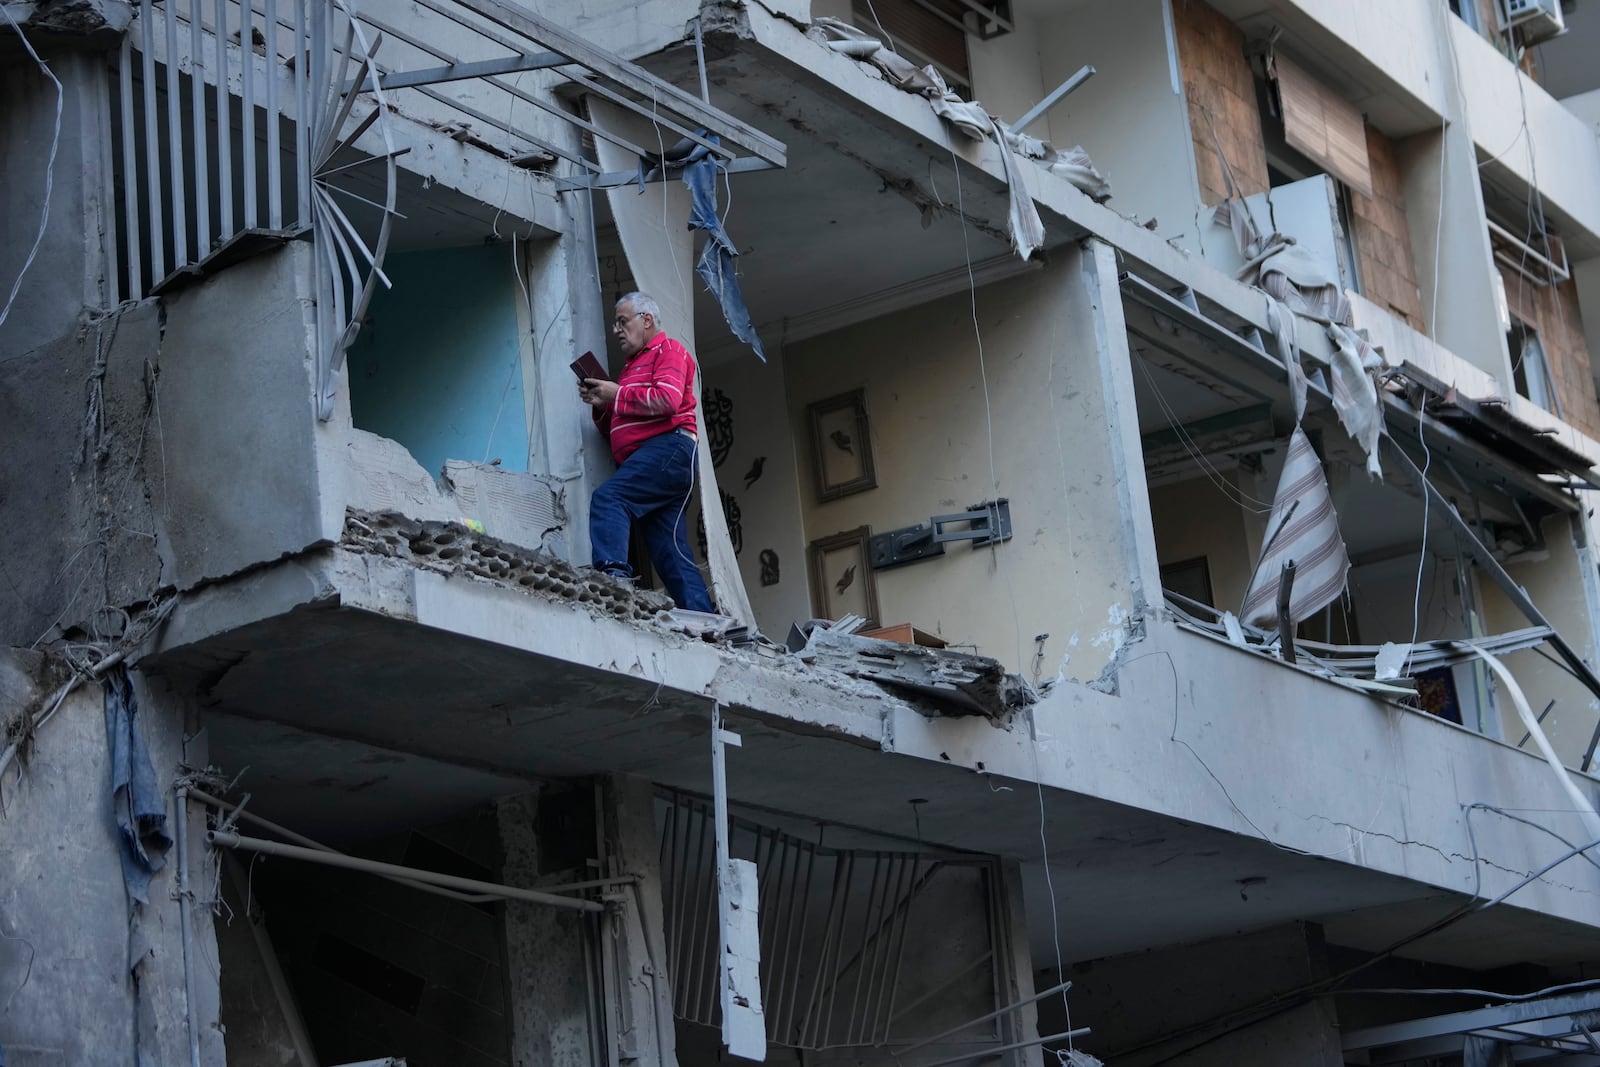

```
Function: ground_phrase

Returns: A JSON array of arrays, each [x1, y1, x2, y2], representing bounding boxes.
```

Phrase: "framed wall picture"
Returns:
[[808, 526, 880, 625], [808, 389, 876, 501]]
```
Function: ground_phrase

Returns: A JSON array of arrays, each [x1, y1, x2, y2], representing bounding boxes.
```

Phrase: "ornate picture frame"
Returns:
[[807, 526, 879, 625], [808, 388, 876, 502]]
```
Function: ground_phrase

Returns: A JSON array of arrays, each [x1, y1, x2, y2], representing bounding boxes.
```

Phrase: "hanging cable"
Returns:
[[0, 4, 63, 332]]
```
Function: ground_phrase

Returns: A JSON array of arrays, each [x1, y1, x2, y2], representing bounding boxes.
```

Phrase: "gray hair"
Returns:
[[616, 291, 661, 324]]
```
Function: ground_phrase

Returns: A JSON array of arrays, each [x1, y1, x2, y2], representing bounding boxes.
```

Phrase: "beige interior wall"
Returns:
[[783, 245, 1155, 680], [1147, 474, 1256, 613], [1479, 512, 1600, 764], [692, 344, 815, 637]]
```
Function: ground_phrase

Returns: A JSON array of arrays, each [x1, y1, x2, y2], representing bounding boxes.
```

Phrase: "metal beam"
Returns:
[[1343, 990, 1600, 1051], [1013, 65, 1095, 133], [1120, 270, 1581, 513], [1382, 436, 1600, 768], [359, 50, 569, 91], [445, 0, 787, 167], [350, 10, 620, 167], [554, 156, 779, 193], [207, 831, 606, 913]]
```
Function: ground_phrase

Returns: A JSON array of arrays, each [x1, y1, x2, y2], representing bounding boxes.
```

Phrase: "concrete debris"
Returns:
[[1373, 641, 1409, 681], [799, 628, 1034, 720], [809, 16, 1117, 258], [669, 608, 750, 643], [341, 509, 674, 622], [15, 0, 133, 38]]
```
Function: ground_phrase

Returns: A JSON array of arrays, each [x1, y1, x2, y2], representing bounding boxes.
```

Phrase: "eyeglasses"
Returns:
[[612, 311, 645, 329]]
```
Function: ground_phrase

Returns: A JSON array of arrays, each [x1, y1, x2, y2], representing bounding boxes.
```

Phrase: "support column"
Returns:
[[0, 654, 223, 1064], [1395, 124, 1510, 384], [497, 789, 602, 1067], [994, 861, 1045, 1067], [601, 775, 678, 1067], [0, 50, 117, 359], [522, 222, 610, 565]]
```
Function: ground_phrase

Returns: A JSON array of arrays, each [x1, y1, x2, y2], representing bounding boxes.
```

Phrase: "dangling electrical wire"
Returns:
[[0, 4, 62, 333]]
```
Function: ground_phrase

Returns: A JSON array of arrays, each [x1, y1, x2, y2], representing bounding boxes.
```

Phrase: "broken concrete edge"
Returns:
[[801, 628, 1036, 722], [341, 506, 678, 624], [6, 0, 132, 42], [138, 530, 1084, 770]]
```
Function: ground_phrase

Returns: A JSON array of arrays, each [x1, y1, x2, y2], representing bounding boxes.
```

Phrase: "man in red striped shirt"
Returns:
[[578, 292, 715, 612]]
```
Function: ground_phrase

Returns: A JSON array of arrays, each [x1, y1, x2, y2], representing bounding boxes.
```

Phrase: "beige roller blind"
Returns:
[[1273, 53, 1374, 198]]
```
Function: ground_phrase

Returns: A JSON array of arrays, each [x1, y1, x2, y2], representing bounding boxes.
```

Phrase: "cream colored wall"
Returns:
[[966, 10, 1046, 130], [1480, 513, 1600, 765], [1035, 0, 1203, 248], [1146, 475, 1255, 613], [694, 345, 815, 638], [784, 244, 1159, 681]]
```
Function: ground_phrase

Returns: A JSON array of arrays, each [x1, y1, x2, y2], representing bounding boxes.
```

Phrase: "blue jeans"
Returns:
[[590, 431, 714, 612]]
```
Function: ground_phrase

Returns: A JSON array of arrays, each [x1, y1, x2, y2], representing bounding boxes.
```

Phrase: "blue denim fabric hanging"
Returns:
[[681, 136, 767, 362], [104, 666, 171, 904]]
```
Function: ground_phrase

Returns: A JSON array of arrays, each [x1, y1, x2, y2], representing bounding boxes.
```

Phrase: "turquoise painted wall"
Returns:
[[347, 244, 528, 477]]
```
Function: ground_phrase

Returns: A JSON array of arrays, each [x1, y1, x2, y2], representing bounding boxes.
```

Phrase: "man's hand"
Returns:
[[579, 377, 619, 408]]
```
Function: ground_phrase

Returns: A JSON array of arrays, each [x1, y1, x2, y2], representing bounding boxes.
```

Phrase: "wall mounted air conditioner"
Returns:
[[1497, 0, 1566, 44]]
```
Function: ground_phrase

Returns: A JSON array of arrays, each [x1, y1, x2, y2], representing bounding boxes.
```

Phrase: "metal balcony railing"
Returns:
[[107, 0, 785, 419]]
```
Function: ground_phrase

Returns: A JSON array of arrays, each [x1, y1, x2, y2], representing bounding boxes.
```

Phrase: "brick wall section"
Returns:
[[1349, 126, 1425, 331], [1173, 0, 1269, 206], [1502, 266, 1600, 437]]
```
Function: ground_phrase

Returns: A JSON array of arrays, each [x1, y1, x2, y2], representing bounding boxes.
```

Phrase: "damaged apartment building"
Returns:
[[13, 0, 1600, 1062]]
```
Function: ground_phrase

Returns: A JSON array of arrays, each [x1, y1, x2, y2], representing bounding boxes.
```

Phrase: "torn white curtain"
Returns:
[[1213, 195, 1386, 479], [1327, 323, 1384, 478], [1006, 129, 1111, 201], [1241, 425, 1350, 627]]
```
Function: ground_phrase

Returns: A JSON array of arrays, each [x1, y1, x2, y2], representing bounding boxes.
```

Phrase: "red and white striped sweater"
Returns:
[[593, 332, 699, 463]]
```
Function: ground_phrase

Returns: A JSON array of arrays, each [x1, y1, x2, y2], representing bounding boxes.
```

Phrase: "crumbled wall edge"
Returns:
[[340, 508, 675, 624]]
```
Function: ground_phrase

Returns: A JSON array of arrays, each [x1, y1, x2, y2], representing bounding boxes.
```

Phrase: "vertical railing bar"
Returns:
[[755, 829, 777, 972], [761, 831, 789, 1002], [878, 855, 920, 1044], [669, 800, 687, 1019], [658, 800, 677, 997], [667, 800, 690, 1007], [812, 857, 851, 1049], [240, 0, 257, 227], [844, 853, 884, 1044], [872, 855, 916, 1043], [877, 855, 914, 1040], [117, 39, 142, 298], [856, 854, 891, 1045], [309, 0, 328, 142], [758, 831, 781, 1030], [687, 802, 716, 1025], [779, 842, 814, 1042], [263, 0, 282, 227], [91, 58, 119, 306], [857, 857, 896, 1049], [139, 0, 166, 282], [673, 801, 697, 1020], [162, 0, 188, 267], [984, 865, 1005, 1042], [773, 835, 802, 1040], [187, 0, 210, 255], [292, 0, 308, 225], [857, 854, 895, 1045], [821, 851, 854, 1048], [213, 0, 233, 235]]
